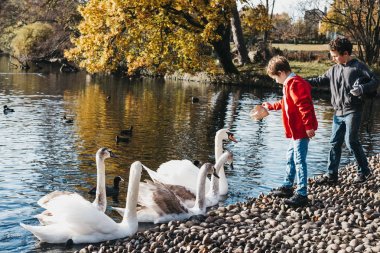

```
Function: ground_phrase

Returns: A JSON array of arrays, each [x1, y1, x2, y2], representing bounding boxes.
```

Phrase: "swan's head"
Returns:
[[216, 129, 237, 143], [203, 162, 219, 178], [96, 147, 116, 160]]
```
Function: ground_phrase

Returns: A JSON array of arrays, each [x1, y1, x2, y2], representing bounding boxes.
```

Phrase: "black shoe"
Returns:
[[353, 170, 372, 184], [271, 186, 293, 198], [284, 193, 308, 207], [315, 174, 338, 185]]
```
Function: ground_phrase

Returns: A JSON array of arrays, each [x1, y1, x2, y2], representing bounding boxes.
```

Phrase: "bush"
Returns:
[[11, 22, 54, 62]]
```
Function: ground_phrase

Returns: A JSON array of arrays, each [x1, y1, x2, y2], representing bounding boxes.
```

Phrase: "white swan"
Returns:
[[20, 161, 143, 244], [139, 150, 233, 208], [136, 163, 218, 223], [111, 151, 233, 219], [147, 129, 236, 196], [34, 148, 115, 225]]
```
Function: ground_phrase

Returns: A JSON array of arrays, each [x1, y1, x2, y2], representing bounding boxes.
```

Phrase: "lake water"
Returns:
[[0, 55, 379, 252]]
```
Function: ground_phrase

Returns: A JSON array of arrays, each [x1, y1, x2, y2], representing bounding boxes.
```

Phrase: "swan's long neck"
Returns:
[[214, 134, 224, 161], [214, 134, 228, 195], [193, 165, 209, 213], [209, 153, 229, 198], [122, 162, 142, 227], [93, 156, 107, 212]]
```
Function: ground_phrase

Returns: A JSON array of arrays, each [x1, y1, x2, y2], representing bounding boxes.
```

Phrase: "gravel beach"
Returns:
[[75, 154, 380, 253]]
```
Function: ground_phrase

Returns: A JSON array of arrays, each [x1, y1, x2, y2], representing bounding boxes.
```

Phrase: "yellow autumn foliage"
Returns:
[[11, 22, 54, 61], [65, 0, 236, 75]]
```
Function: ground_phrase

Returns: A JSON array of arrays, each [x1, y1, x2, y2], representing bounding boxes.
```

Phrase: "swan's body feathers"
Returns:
[[164, 184, 196, 207], [37, 191, 74, 208], [138, 181, 188, 215], [21, 149, 141, 244]]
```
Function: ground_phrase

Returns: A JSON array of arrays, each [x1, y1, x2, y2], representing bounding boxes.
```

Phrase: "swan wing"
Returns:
[[37, 190, 74, 208], [42, 193, 118, 235], [138, 182, 188, 217], [20, 223, 72, 244], [156, 160, 210, 191], [163, 184, 196, 208], [136, 206, 160, 223]]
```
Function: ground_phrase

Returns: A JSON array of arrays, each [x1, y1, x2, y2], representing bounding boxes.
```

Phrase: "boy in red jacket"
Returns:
[[262, 56, 318, 207]]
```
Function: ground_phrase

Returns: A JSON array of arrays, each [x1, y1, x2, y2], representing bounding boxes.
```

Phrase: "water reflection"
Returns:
[[0, 55, 379, 252]]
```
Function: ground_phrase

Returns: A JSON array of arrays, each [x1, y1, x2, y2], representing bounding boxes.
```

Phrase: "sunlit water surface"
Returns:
[[0, 56, 379, 252]]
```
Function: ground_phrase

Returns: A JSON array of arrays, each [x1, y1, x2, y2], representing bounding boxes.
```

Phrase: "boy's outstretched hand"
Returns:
[[262, 102, 272, 110], [306, 129, 315, 138]]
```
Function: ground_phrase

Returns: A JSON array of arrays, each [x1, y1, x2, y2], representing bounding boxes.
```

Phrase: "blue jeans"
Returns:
[[283, 138, 309, 196], [327, 112, 369, 176]]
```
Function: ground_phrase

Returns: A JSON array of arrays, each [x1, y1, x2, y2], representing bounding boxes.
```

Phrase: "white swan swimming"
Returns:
[[146, 129, 236, 196], [138, 150, 234, 209], [20, 161, 143, 244], [34, 148, 115, 225], [136, 163, 218, 223], [111, 151, 233, 219]]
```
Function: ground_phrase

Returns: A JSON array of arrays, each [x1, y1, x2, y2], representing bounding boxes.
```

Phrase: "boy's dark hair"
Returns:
[[329, 37, 353, 55], [266, 55, 291, 76]]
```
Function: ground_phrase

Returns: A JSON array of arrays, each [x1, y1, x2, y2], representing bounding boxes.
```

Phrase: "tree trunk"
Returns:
[[211, 24, 239, 74], [230, 4, 250, 65]]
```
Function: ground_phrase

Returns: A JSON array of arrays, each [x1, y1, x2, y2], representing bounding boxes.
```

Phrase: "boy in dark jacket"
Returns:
[[263, 56, 318, 207], [308, 37, 379, 185]]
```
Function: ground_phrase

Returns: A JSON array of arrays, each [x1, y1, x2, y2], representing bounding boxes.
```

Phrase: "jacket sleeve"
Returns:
[[359, 63, 379, 94], [271, 100, 282, 110], [289, 80, 316, 130], [307, 70, 330, 88]]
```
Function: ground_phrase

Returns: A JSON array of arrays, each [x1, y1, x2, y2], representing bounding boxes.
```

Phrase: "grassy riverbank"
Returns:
[[75, 154, 380, 253]]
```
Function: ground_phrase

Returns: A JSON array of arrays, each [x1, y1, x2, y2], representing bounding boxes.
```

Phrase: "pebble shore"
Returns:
[[76, 154, 380, 253]]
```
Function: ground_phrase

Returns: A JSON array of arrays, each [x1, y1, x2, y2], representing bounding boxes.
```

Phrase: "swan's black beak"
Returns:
[[227, 132, 238, 143], [212, 167, 219, 178], [109, 151, 117, 158]]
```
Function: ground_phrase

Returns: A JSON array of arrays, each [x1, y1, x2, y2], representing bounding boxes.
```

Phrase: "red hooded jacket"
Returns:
[[267, 75, 318, 140]]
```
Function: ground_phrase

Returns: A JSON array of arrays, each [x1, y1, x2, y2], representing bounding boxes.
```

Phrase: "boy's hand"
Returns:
[[262, 102, 272, 110], [350, 84, 363, 96], [306, 129, 315, 138]]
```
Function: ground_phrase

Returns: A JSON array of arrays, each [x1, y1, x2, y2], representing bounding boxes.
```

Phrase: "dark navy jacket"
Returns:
[[308, 58, 379, 116]]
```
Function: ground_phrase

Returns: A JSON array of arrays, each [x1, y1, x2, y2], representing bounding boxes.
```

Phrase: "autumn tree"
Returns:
[[65, 0, 239, 75], [0, 0, 81, 60], [231, 2, 250, 65], [303, 0, 380, 65], [240, 4, 273, 40], [271, 13, 293, 41]]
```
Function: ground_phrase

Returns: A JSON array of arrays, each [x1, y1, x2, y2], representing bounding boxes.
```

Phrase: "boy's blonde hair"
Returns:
[[266, 55, 291, 76]]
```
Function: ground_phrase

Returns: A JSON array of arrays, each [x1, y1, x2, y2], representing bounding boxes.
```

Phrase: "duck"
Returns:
[[3, 105, 15, 114], [20, 160, 143, 244], [62, 114, 74, 124], [150, 129, 237, 196], [88, 176, 124, 198], [120, 126, 133, 136], [116, 135, 130, 143], [113, 151, 233, 217], [34, 148, 115, 225], [137, 163, 218, 223]]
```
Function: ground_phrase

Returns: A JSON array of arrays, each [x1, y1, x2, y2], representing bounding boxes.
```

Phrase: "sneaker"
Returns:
[[314, 174, 338, 185], [284, 193, 308, 207], [353, 170, 372, 184], [271, 186, 293, 198]]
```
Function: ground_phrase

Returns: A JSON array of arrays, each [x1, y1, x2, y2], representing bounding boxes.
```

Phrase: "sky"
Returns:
[[242, 0, 331, 20]]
